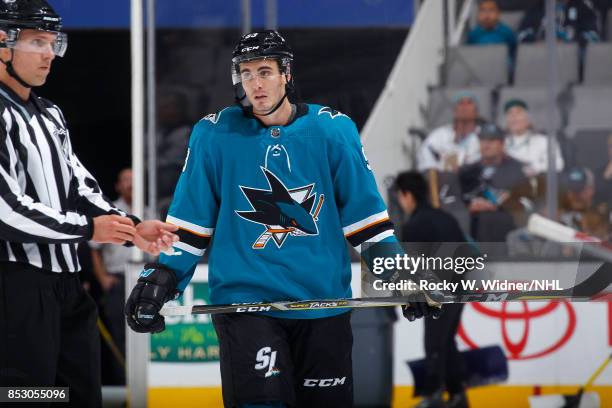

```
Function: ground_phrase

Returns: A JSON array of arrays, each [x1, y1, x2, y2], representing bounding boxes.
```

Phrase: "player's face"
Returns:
[[239, 59, 287, 115], [5, 29, 57, 87]]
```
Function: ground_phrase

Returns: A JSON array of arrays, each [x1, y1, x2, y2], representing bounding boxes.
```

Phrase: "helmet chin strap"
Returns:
[[254, 91, 288, 117], [0, 49, 33, 89]]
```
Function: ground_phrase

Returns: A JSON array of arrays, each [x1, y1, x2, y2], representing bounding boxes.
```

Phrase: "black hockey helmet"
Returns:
[[0, 0, 66, 88], [231, 30, 295, 115], [0, 0, 63, 32], [231, 30, 293, 85]]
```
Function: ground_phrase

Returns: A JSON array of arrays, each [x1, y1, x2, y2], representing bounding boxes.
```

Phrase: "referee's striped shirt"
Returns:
[[0, 82, 126, 273]]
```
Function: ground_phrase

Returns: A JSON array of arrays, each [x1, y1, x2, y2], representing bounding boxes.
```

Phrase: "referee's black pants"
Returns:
[[0, 262, 102, 407]]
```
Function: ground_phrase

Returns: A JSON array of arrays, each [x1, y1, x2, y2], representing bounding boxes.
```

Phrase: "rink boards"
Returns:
[[147, 263, 612, 407]]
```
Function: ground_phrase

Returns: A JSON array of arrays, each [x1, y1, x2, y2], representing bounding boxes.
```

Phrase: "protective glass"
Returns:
[[239, 70, 282, 83], [231, 56, 291, 85], [4, 29, 68, 57]]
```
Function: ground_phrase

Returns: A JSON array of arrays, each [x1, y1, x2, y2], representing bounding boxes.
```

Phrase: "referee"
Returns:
[[0, 1, 178, 407]]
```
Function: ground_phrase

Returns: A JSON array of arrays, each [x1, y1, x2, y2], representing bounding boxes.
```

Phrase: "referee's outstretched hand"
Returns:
[[92, 214, 136, 244]]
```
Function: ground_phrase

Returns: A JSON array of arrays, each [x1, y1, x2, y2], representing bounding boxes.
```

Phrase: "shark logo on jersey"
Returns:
[[236, 167, 325, 249], [318, 106, 348, 119], [202, 113, 220, 124]]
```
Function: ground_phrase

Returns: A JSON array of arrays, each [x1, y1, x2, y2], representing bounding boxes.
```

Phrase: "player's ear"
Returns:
[[280, 71, 290, 86]]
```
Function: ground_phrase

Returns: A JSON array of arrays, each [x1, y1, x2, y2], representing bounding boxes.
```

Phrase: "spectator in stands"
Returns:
[[559, 167, 604, 227], [508, 166, 610, 257], [558, 168, 611, 256], [503, 98, 564, 176], [89, 168, 133, 385], [581, 210, 611, 240], [459, 123, 530, 243], [467, 0, 517, 54], [418, 92, 481, 173], [518, 0, 601, 44]]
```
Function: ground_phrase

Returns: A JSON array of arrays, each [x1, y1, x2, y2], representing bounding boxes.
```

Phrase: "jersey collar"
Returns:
[[243, 102, 309, 128]]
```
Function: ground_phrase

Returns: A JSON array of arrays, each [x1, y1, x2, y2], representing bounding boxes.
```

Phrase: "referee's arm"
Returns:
[[65, 136, 142, 225], [0, 132, 94, 244]]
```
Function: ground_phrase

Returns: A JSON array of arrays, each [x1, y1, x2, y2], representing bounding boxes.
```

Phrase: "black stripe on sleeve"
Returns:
[[346, 220, 395, 248], [177, 228, 211, 251]]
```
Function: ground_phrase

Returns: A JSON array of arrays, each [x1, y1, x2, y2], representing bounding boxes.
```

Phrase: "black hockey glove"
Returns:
[[125, 263, 178, 333], [401, 291, 443, 322], [389, 269, 444, 322]]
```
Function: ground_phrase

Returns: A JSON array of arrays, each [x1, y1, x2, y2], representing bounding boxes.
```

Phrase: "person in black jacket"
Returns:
[[395, 171, 469, 408], [459, 123, 530, 244]]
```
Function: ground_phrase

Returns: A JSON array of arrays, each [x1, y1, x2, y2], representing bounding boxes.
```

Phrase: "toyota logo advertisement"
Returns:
[[395, 300, 612, 385]]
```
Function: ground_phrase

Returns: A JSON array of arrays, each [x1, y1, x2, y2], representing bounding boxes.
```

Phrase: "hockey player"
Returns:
[[125, 30, 440, 407]]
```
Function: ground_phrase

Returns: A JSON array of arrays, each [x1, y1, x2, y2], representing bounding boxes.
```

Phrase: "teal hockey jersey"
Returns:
[[160, 103, 396, 318]]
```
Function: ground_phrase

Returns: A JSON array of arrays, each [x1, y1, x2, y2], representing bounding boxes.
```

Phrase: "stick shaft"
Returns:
[[160, 275, 606, 316], [162, 216, 612, 317]]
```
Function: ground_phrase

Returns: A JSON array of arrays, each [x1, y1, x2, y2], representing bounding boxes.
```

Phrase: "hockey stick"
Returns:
[[161, 216, 612, 317], [527, 214, 612, 263], [562, 352, 612, 408], [160, 262, 611, 316]]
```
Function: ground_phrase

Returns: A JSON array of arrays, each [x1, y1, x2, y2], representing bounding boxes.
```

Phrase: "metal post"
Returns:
[[265, 0, 277, 30], [545, 0, 558, 218], [129, 0, 147, 406], [447, 0, 456, 43], [241, 0, 251, 35], [125, 263, 149, 408], [146, 0, 157, 219], [130, 5, 145, 260], [442, 0, 450, 86]]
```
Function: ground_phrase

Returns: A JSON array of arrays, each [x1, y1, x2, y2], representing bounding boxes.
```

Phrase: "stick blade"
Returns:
[[159, 305, 193, 317], [527, 214, 577, 243]]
